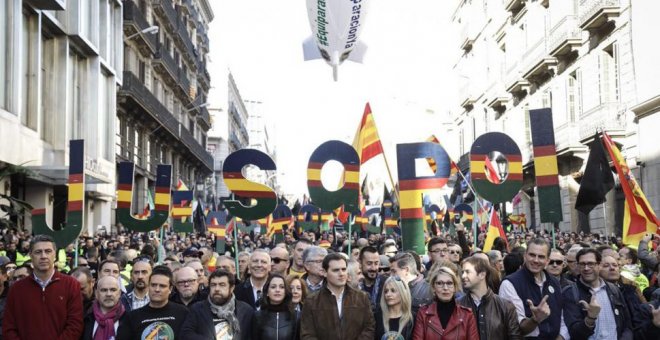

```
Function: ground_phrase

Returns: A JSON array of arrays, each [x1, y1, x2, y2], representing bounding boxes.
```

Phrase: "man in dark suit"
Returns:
[[234, 249, 271, 309]]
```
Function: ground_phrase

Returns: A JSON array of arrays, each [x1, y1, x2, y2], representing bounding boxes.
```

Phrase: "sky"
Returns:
[[207, 0, 458, 198]]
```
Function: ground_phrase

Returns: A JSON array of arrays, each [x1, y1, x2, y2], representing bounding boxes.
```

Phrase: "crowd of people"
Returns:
[[0, 221, 659, 339]]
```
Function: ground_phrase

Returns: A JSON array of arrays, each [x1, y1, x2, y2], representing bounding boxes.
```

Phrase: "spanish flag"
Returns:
[[352, 103, 384, 164], [483, 208, 507, 252], [602, 132, 659, 245]]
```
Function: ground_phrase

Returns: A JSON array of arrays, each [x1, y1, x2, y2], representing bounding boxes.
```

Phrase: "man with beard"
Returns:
[[120, 260, 151, 311], [82, 276, 127, 340], [358, 246, 387, 312], [171, 266, 207, 307], [234, 249, 271, 309], [70, 267, 96, 314], [458, 256, 521, 340], [180, 269, 254, 339], [562, 248, 633, 339], [116, 266, 188, 340]]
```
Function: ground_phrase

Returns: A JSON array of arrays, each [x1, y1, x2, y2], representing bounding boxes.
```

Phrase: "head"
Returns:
[[618, 247, 637, 266], [293, 239, 312, 268], [429, 266, 461, 302], [95, 276, 122, 313], [576, 248, 602, 285], [359, 246, 380, 283], [174, 266, 199, 300], [262, 273, 291, 307], [389, 252, 418, 283], [346, 259, 363, 289], [448, 244, 462, 263], [461, 257, 490, 292], [322, 253, 348, 290], [302, 246, 328, 279], [286, 275, 307, 305], [350, 247, 360, 261], [600, 247, 619, 262], [184, 259, 207, 284], [427, 237, 448, 263], [382, 242, 398, 259], [487, 250, 504, 273], [380, 276, 413, 333], [209, 269, 236, 306], [269, 247, 290, 276], [566, 246, 583, 276], [599, 254, 620, 282], [29, 235, 57, 274], [524, 238, 550, 275], [248, 249, 272, 281], [98, 259, 121, 279], [131, 260, 152, 292], [10, 265, 31, 285], [148, 265, 174, 307], [216, 255, 236, 276], [70, 267, 95, 300], [545, 249, 565, 277], [237, 251, 250, 276]]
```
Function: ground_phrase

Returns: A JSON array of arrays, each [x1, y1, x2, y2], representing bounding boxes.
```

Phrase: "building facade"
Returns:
[[451, 0, 645, 234], [0, 0, 123, 234], [117, 0, 214, 224], [227, 73, 249, 153], [244, 99, 278, 192], [207, 107, 230, 203]]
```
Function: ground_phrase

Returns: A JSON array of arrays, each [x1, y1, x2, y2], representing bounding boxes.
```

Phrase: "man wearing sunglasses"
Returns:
[[546, 248, 571, 288], [269, 246, 290, 276]]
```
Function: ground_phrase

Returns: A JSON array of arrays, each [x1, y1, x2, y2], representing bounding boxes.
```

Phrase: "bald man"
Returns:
[[270, 246, 290, 276], [170, 266, 207, 307]]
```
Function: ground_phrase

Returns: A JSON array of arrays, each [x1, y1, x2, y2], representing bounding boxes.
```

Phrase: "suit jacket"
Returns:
[[234, 278, 258, 309]]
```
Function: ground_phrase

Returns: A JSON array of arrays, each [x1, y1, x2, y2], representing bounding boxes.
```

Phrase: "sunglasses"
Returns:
[[271, 258, 288, 264], [548, 260, 564, 266], [379, 267, 390, 272], [449, 250, 462, 255]]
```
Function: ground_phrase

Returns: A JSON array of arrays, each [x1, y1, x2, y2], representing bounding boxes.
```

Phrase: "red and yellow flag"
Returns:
[[602, 132, 659, 245], [483, 208, 508, 252], [352, 103, 384, 164]]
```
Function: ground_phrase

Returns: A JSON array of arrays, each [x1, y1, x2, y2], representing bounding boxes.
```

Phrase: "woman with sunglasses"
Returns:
[[375, 276, 414, 340], [412, 267, 478, 340], [252, 273, 299, 339]]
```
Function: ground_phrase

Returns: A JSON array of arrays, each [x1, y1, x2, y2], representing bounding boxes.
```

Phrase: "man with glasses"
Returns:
[[425, 237, 449, 271], [269, 246, 290, 276], [358, 246, 386, 312], [563, 248, 633, 339], [390, 252, 432, 317], [448, 244, 463, 265], [120, 259, 151, 311], [499, 238, 564, 339], [302, 246, 328, 293], [234, 249, 271, 309], [171, 266, 207, 307], [3, 234, 83, 339], [546, 248, 570, 287]]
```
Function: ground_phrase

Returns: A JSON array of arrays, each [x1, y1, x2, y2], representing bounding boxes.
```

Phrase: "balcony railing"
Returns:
[[198, 64, 211, 90], [554, 122, 582, 153], [123, 0, 157, 54], [119, 71, 179, 137], [548, 15, 582, 57], [199, 106, 211, 128], [177, 68, 191, 102], [179, 123, 213, 172], [579, 0, 620, 30], [152, 0, 178, 33], [152, 49, 179, 87], [578, 102, 624, 140], [460, 24, 476, 51]]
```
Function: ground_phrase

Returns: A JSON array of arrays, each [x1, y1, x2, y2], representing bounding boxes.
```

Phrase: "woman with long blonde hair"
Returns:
[[375, 276, 414, 340]]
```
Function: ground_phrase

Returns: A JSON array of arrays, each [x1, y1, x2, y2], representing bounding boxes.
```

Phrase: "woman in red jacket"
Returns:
[[412, 266, 478, 340]]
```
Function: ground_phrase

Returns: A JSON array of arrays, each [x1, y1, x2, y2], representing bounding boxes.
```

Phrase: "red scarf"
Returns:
[[92, 300, 125, 340]]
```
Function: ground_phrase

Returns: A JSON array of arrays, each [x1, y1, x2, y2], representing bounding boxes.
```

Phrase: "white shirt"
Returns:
[[329, 287, 345, 318]]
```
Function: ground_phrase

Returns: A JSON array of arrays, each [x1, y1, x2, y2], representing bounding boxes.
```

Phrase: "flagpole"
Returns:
[[473, 197, 478, 249], [232, 216, 240, 280], [74, 239, 79, 268], [347, 213, 353, 257], [158, 226, 164, 265]]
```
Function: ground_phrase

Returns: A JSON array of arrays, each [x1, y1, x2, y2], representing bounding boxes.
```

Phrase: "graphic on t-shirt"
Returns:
[[141, 321, 175, 340], [214, 319, 231, 340], [381, 331, 404, 340]]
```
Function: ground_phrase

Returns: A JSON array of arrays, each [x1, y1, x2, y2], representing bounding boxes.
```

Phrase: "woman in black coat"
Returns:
[[252, 273, 299, 340]]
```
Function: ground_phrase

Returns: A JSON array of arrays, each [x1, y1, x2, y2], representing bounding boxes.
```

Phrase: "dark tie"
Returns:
[[256, 290, 262, 309]]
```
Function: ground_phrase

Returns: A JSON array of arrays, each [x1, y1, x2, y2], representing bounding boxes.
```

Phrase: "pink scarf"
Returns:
[[92, 300, 125, 340]]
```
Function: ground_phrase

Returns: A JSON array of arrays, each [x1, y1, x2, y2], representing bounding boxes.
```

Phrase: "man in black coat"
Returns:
[[82, 276, 128, 340], [234, 249, 271, 309], [180, 269, 254, 340]]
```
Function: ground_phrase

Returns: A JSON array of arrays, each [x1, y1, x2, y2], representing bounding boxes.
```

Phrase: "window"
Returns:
[[116, 117, 124, 157], [0, 2, 8, 109], [21, 11, 38, 130], [135, 129, 143, 166], [138, 60, 146, 83], [567, 71, 581, 122], [41, 33, 53, 142], [599, 43, 619, 104], [68, 51, 85, 140]]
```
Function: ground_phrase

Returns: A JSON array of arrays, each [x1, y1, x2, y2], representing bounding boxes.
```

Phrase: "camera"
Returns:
[[454, 214, 461, 224]]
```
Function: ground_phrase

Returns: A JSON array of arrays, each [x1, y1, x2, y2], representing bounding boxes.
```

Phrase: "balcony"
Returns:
[[27, 0, 65, 10], [123, 1, 157, 55], [504, 0, 527, 20], [488, 95, 510, 114], [177, 68, 191, 104], [152, 49, 179, 88], [554, 123, 586, 156], [579, 0, 620, 31], [521, 39, 557, 83], [578, 102, 624, 140], [119, 71, 179, 138], [152, 0, 178, 34], [459, 83, 476, 110], [548, 16, 582, 58], [179, 123, 213, 173], [198, 63, 211, 90], [229, 131, 242, 150], [460, 25, 477, 52], [175, 18, 198, 70], [198, 106, 211, 129], [505, 65, 531, 96]]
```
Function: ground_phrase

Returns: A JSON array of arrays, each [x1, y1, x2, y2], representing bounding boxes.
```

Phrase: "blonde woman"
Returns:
[[375, 276, 414, 340], [412, 267, 478, 340]]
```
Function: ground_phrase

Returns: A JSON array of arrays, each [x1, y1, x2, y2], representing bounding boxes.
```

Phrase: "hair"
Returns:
[[427, 237, 447, 252], [99, 259, 121, 272], [550, 248, 565, 257], [294, 238, 313, 248], [503, 251, 524, 276], [391, 252, 418, 276], [462, 256, 500, 292], [406, 251, 422, 273], [69, 266, 93, 282], [346, 259, 361, 289], [285, 274, 307, 306], [620, 247, 638, 264], [576, 248, 602, 264], [595, 245, 611, 254], [150, 265, 174, 287], [261, 273, 293, 313], [302, 246, 328, 264], [429, 259, 460, 278], [380, 276, 413, 334], [237, 251, 251, 259], [526, 238, 551, 256], [209, 269, 236, 287], [322, 252, 347, 271], [487, 250, 501, 265], [12, 264, 32, 275], [428, 266, 462, 296], [359, 246, 379, 261], [29, 234, 56, 253]]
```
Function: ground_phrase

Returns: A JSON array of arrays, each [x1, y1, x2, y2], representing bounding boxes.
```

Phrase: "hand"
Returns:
[[578, 295, 601, 319], [455, 222, 465, 232], [527, 295, 551, 323], [651, 304, 660, 328]]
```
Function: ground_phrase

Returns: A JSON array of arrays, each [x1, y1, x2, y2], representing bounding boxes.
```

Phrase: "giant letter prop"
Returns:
[[307, 141, 360, 213], [529, 108, 563, 222], [470, 132, 523, 204], [222, 149, 277, 220], [116, 162, 172, 232]]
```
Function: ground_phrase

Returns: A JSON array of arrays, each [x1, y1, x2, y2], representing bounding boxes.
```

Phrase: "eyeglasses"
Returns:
[[434, 280, 455, 288], [566, 260, 576, 264], [176, 279, 197, 286], [548, 260, 564, 266], [272, 258, 288, 264], [379, 267, 390, 272], [449, 250, 462, 255], [305, 259, 323, 264], [430, 249, 448, 254], [578, 262, 599, 268]]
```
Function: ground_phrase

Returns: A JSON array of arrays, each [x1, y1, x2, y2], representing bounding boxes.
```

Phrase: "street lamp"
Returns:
[[186, 102, 209, 112], [125, 26, 159, 40], [495, 155, 508, 182]]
